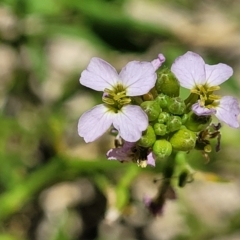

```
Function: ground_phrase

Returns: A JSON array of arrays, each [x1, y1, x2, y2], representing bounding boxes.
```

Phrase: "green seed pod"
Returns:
[[169, 128, 196, 151], [185, 112, 212, 132], [138, 125, 156, 148], [166, 116, 182, 132], [154, 123, 167, 136], [156, 68, 180, 97], [168, 97, 186, 115], [158, 112, 170, 124], [153, 139, 172, 159], [155, 93, 169, 109], [141, 101, 161, 121]]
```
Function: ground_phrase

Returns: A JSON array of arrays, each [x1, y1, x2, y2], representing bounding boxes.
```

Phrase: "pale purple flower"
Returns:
[[171, 51, 240, 128], [107, 141, 156, 167], [78, 56, 161, 143]]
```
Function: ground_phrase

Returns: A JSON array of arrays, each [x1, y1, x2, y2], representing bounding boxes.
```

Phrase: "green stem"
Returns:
[[155, 153, 176, 205], [184, 93, 198, 112]]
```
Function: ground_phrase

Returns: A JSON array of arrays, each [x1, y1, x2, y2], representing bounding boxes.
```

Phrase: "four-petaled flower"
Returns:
[[171, 51, 240, 128], [78, 55, 165, 143]]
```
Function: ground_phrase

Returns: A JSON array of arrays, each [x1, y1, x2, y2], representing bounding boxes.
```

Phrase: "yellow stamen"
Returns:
[[103, 84, 131, 110], [192, 84, 221, 107]]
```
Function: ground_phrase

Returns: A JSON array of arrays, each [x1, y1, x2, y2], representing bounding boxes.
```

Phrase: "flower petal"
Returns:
[[192, 102, 216, 116], [119, 61, 156, 96], [78, 104, 114, 142], [106, 141, 135, 161], [151, 53, 166, 71], [215, 96, 240, 128], [205, 63, 233, 86], [147, 152, 156, 167], [80, 57, 119, 91], [113, 105, 148, 142], [171, 51, 206, 89]]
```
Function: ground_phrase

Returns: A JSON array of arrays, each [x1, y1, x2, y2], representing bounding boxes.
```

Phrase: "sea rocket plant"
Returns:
[[78, 52, 240, 216]]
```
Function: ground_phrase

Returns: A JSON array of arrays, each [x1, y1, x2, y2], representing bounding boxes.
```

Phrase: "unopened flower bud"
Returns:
[[154, 123, 167, 136], [156, 68, 180, 97], [169, 128, 196, 151], [158, 112, 170, 124], [153, 139, 172, 159], [141, 101, 161, 121], [167, 116, 182, 132], [155, 93, 169, 109], [181, 113, 188, 124], [142, 92, 154, 101], [185, 112, 212, 132], [168, 97, 186, 115], [151, 53, 166, 71], [138, 126, 156, 148]]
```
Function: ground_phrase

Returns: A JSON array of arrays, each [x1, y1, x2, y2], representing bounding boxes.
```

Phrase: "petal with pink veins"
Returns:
[[113, 105, 148, 142], [171, 51, 206, 89], [215, 96, 240, 128], [205, 63, 233, 86], [119, 61, 157, 96], [80, 57, 119, 91], [78, 104, 114, 142]]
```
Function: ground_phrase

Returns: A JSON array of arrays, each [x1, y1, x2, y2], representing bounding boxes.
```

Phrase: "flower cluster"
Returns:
[[78, 51, 240, 215]]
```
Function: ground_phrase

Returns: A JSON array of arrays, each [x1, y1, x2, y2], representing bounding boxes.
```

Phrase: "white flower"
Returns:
[[171, 51, 239, 128], [78, 56, 161, 142]]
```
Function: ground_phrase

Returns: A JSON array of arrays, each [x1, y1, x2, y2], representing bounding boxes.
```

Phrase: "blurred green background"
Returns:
[[0, 0, 240, 239]]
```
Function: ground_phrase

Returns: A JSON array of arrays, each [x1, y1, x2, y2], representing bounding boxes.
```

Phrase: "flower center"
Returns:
[[191, 84, 221, 108], [102, 83, 131, 110]]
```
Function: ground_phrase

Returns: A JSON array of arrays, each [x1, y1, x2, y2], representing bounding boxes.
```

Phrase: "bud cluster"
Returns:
[[138, 67, 199, 160]]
